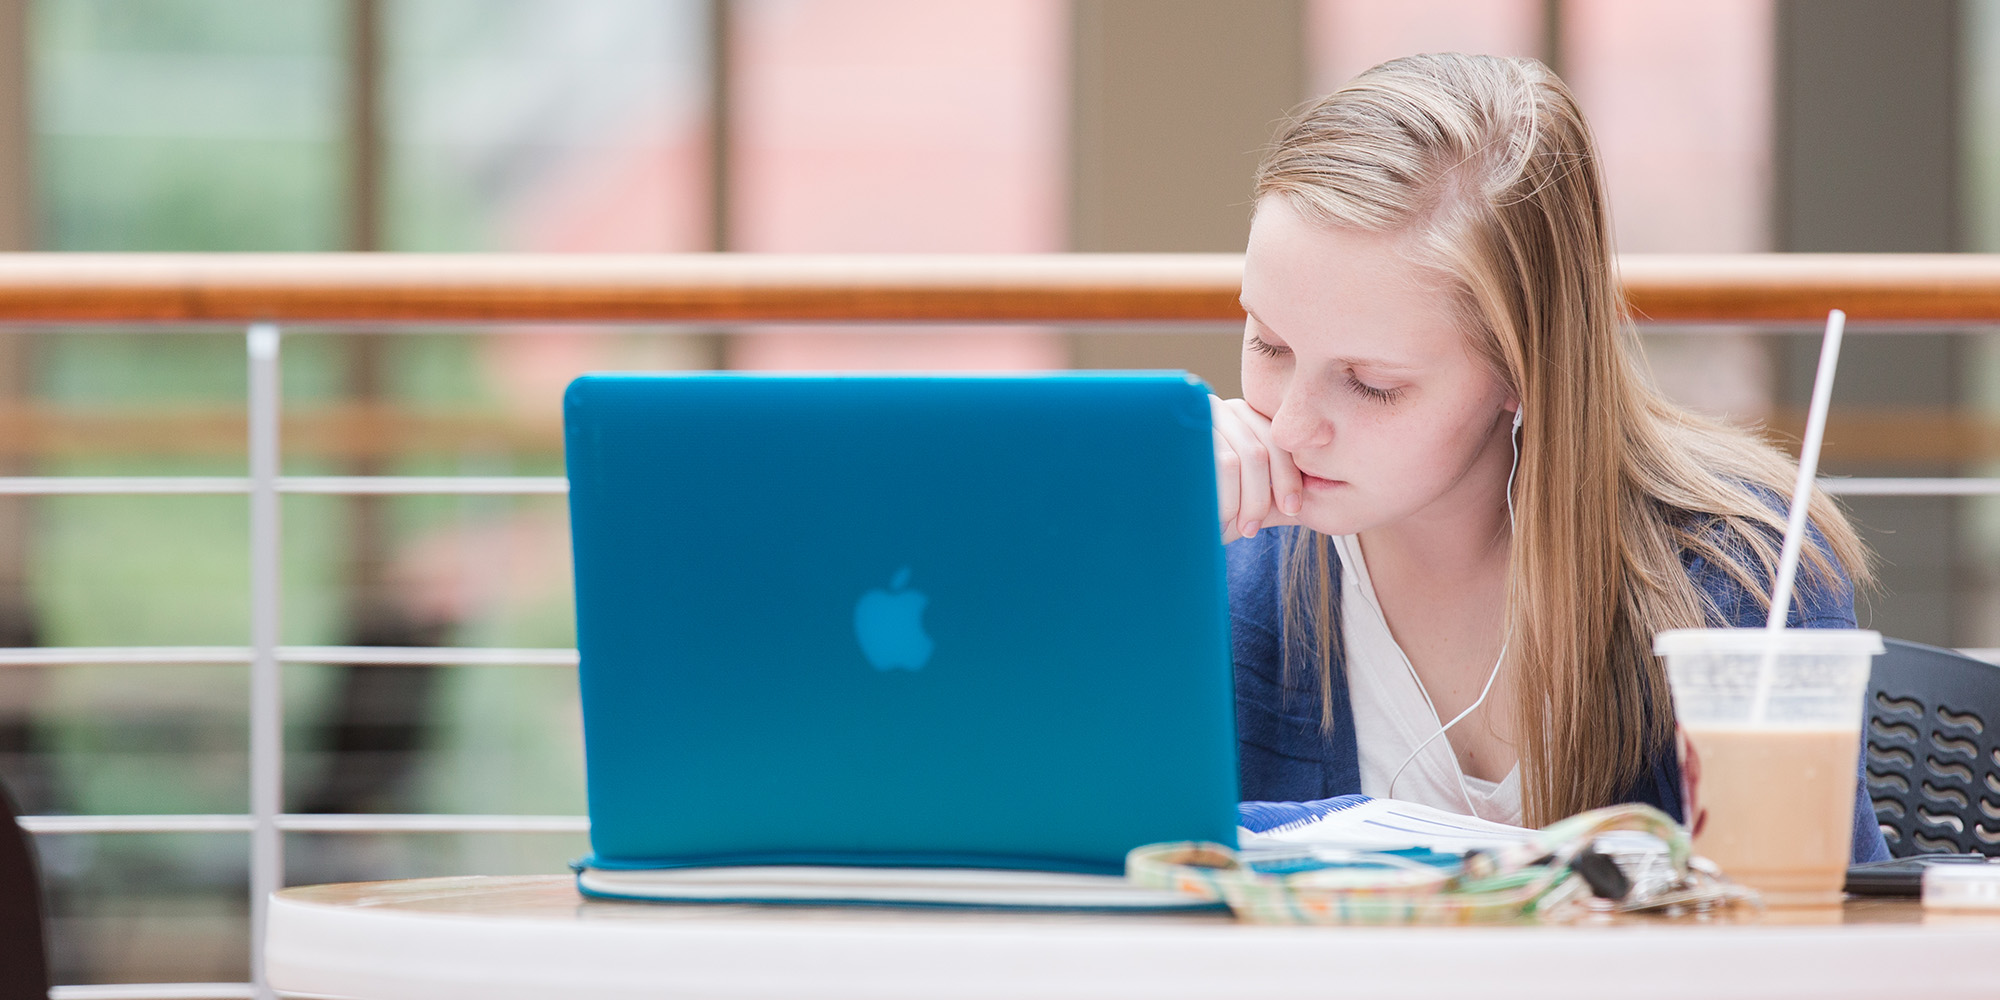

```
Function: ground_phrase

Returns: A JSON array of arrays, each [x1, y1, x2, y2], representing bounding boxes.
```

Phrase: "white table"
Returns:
[[266, 874, 2000, 1000]]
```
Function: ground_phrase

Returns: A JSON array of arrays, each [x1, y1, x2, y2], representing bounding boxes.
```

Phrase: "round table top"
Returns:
[[267, 874, 2000, 1000]]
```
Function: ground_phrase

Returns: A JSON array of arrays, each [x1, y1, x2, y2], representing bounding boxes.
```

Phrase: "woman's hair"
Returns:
[[1256, 52, 1870, 827]]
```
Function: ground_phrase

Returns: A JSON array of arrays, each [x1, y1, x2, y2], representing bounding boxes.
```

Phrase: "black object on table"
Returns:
[[1844, 853, 1994, 896]]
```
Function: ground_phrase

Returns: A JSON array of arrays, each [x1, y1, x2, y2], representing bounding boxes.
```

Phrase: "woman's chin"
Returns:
[[1293, 506, 1367, 538]]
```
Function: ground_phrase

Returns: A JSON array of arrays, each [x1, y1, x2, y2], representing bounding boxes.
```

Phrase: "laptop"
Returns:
[[562, 372, 1238, 898]]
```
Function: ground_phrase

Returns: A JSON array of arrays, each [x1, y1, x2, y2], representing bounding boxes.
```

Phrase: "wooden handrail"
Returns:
[[0, 253, 1993, 324], [0, 253, 1243, 324], [1622, 255, 2000, 323]]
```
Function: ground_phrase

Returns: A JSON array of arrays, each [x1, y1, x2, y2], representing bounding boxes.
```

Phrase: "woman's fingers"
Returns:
[[1211, 396, 1305, 543], [1211, 395, 1273, 539], [1213, 427, 1243, 543], [1229, 398, 1304, 520]]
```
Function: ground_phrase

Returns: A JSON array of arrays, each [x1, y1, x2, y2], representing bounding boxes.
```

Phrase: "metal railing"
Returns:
[[4, 253, 2000, 1000]]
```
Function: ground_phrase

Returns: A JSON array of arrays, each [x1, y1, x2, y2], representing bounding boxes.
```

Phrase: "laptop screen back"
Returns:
[[564, 372, 1238, 874]]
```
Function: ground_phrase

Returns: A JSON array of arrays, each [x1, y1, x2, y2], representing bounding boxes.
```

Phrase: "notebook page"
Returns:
[[1238, 795, 1537, 855]]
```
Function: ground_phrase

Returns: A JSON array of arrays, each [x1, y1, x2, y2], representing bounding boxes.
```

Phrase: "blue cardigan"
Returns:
[[1228, 525, 1891, 864]]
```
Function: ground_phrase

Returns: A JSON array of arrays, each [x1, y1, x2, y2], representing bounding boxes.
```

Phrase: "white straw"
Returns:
[[1765, 309, 1847, 632], [1749, 308, 1846, 724]]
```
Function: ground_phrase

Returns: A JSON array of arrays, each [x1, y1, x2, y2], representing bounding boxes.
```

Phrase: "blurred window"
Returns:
[[1971, 0, 2000, 255], [1562, 0, 1776, 257], [1963, 0, 2000, 651], [383, 0, 710, 252], [725, 0, 1068, 370], [1307, 0, 1542, 96], [1563, 0, 1777, 424]]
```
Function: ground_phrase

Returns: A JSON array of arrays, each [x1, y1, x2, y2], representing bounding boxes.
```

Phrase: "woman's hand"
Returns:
[[1211, 395, 1303, 543]]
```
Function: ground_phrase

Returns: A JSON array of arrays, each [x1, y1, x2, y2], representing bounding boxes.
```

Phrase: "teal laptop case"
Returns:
[[563, 372, 1238, 876]]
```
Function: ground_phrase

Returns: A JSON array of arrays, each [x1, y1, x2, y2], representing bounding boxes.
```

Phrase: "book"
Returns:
[[573, 861, 1218, 910], [1235, 794, 1677, 893]]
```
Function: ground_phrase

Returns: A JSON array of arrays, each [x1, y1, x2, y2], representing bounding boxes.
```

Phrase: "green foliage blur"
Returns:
[[36, 0, 347, 251]]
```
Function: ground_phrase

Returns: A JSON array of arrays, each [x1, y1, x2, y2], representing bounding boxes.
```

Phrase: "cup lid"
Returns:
[[1653, 627, 1884, 657]]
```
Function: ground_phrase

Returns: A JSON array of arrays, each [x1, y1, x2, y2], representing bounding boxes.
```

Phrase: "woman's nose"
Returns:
[[1268, 396, 1331, 453]]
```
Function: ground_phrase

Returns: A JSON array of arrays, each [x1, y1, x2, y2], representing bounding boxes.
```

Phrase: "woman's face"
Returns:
[[1239, 196, 1517, 539]]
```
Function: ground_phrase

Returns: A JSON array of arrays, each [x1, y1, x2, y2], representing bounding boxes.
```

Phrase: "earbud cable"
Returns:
[[1383, 410, 1520, 815]]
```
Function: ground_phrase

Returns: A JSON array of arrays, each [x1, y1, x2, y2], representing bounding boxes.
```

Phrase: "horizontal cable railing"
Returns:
[[0, 474, 1973, 498], [15, 404, 2000, 467], [1817, 478, 2000, 496], [0, 646, 578, 667], [49, 985, 255, 1000], [0, 476, 569, 495], [17, 814, 590, 835], [20, 815, 255, 834], [2, 254, 2000, 1000]]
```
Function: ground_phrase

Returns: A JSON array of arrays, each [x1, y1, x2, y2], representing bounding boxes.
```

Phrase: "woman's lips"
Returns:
[[1302, 472, 1346, 491]]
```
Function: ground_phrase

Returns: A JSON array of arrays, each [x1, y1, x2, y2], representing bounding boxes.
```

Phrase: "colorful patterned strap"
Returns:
[[1127, 803, 1718, 925]]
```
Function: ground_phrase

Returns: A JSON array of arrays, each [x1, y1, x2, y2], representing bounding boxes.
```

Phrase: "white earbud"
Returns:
[[1504, 407, 1521, 536]]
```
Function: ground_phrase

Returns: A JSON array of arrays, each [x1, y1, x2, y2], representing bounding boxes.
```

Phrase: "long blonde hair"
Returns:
[[1258, 53, 1870, 826]]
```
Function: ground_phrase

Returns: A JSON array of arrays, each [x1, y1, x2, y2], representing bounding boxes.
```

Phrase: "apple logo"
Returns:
[[853, 566, 933, 671]]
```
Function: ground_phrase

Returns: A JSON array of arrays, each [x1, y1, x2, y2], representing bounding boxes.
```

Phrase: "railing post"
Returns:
[[246, 323, 282, 1000]]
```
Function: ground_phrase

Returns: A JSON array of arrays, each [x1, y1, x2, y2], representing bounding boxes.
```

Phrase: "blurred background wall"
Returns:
[[0, 0, 1994, 985]]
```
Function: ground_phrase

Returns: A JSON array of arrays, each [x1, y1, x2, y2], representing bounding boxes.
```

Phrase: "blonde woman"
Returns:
[[1215, 53, 1887, 862]]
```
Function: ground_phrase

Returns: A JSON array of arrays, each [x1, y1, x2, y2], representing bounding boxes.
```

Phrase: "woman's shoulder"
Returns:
[[1675, 502, 1856, 630]]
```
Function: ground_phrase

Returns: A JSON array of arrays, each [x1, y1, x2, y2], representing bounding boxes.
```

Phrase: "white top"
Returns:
[[1332, 533, 1523, 826]]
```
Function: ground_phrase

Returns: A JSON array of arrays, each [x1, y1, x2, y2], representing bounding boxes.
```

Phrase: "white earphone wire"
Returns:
[[1383, 408, 1521, 814]]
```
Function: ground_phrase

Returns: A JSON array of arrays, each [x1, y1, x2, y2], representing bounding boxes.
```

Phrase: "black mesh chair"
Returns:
[[1864, 638, 2000, 856], [0, 777, 48, 1000]]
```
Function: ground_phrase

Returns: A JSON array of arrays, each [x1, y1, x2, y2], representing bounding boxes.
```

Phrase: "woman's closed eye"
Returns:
[[1345, 372, 1404, 403], [1245, 334, 1290, 359]]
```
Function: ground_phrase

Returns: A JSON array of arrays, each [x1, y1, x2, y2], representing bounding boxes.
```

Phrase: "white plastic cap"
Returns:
[[1924, 860, 2000, 911]]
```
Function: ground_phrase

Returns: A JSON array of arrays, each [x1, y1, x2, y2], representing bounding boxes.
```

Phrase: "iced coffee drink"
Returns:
[[1656, 629, 1881, 906], [1679, 724, 1862, 905]]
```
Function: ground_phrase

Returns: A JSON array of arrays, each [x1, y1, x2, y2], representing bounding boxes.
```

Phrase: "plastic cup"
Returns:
[[1654, 628, 1883, 906]]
